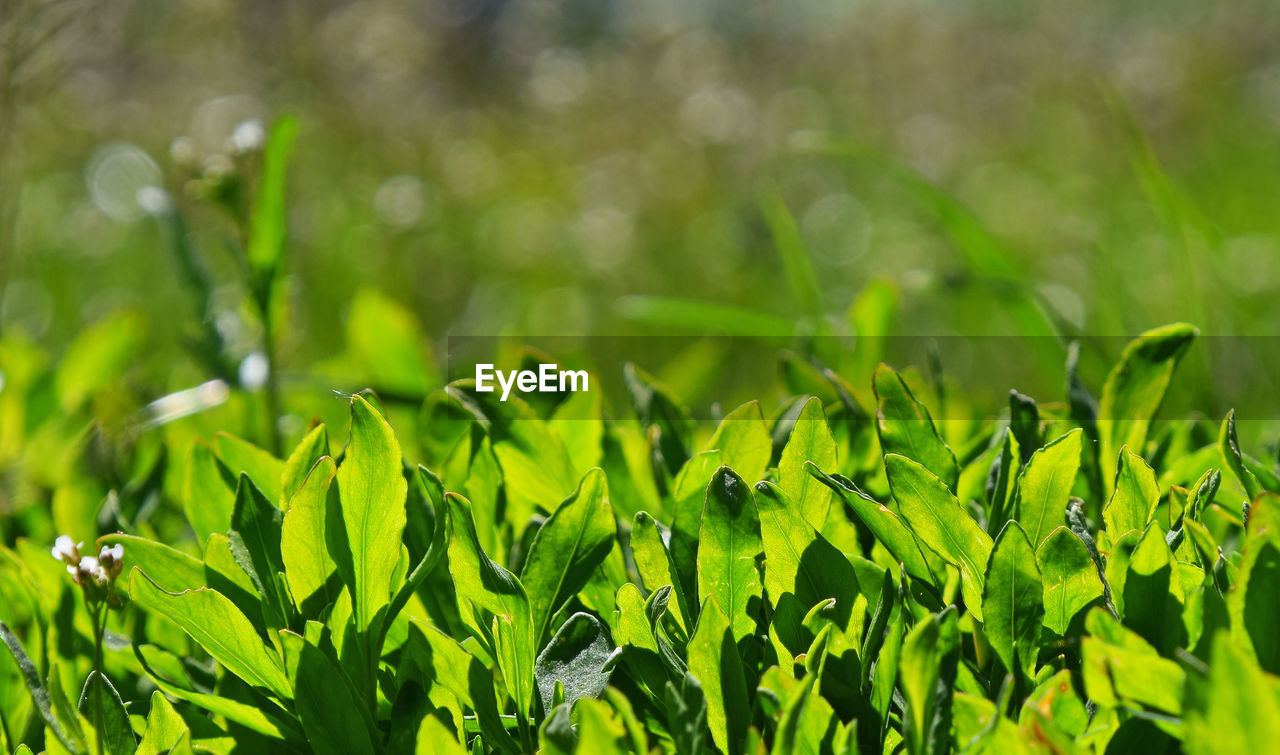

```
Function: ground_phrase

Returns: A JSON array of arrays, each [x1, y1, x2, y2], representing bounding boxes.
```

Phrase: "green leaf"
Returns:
[[0, 620, 87, 754], [778, 397, 838, 528], [1098, 323, 1197, 488], [687, 598, 751, 755], [874, 364, 959, 491], [899, 608, 959, 755], [703, 401, 771, 488], [630, 511, 692, 633], [697, 467, 764, 643], [1035, 526, 1104, 636], [282, 424, 329, 503], [754, 481, 859, 655], [1219, 410, 1263, 500], [1184, 632, 1280, 755], [1104, 447, 1159, 539], [772, 674, 838, 755], [1015, 429, 1082, 549], [182, 440, 236, 545], [448, 383, 576, 518], [133, 645, 301, 743], [534, 612, 614, 716], [246, 115, 299, 278], [807, 462, 937, 585], [334, 395, 408, 684], [885, 454, 993, 620], [97, 533, 205, 593], [47, 665, 87, 755], [135, 691, 189, 755], [382, 466, 449, 643], [129, 568, 292, 701], [520, 468, 614, 646], [1242, 540, 1280, 674], [445, 493, 534, 718], [1080, 610, 1184, 714], [281, 456, 339, 608], [416, 714, 467, 755], [1008, 390, 1040, 464], [981, 522, 1043, 677], [870, 591, 904, 743], [986, 427, 1021, 536], [670, 449, 722, 607], [279, 631, 378, 755], [1120, 525, 1187, 655], [77, 672, 135, 755], [228, 473, 291, 627], [212, 432, 284, 505]]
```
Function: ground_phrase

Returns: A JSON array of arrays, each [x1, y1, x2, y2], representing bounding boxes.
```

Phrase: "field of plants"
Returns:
[[5, 1, 1280, 753], [4, 298, 1280, 754]]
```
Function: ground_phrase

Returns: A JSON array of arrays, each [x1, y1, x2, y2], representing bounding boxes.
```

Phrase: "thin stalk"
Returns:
[[259, 292, 284, 456], [90, 601, 105, 755]]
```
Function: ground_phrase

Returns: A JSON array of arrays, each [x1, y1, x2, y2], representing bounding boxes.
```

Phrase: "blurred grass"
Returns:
[[3, 0, 1280, 439]]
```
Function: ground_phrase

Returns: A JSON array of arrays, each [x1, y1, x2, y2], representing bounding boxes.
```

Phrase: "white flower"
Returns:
[[98, 544, 125, 580], [229, 119, 265, 155], [77, 556, 110, 587], [51, 535, 83, 566]]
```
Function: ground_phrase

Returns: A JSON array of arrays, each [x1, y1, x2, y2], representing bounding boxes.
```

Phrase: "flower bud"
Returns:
[[77, 556, 110, 587], [98, 544, 125, 580], [51, 535, 83, 566]]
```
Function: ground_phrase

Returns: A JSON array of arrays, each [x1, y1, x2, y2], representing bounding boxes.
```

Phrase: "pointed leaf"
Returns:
[[1219, 410, 1263, 500], [335, 395, 408, 658], [754, 481, 858, 653], [1035, 526, 1104, 635], [981, 522, 1043, 677], [670, 449, 722, 606], [885, 454, 993, 620], [129, 569, 291, 700], [212, 432, 284, 504], [281, 456, 339, 607], [1016, 429, 1082, 549], [1098, 324, 1197, 487], [778, 397, 838, 528], [630, 511, 692, 633], [282, 424, 329, 502], [520, 468, 614, 646], [874, 364, 959, 490], [135, 691, 189, 755], [1104, 447, 1159, 539], [697, 467, 764, 643], [687, 598, 750, 755], [77, 672, 135, 755], [228, 473, 290, 625], [182, 441, 236, 545], [807, 462, 936, 585], [704, 401, 771, 489], [281, 632, 377, 755]]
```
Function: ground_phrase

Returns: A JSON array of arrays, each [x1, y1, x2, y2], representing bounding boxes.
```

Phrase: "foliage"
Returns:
[[4, 314, 1280, 754]]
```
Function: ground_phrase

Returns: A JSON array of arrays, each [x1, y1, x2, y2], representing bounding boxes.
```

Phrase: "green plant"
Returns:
[[3, 323, 1280, 754]]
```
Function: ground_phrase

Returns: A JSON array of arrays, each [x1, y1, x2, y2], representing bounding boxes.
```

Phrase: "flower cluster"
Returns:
[[51, 535, 125, 607]]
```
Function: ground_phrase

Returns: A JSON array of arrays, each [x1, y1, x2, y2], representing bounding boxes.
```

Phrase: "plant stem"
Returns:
[[260, 301, 284, 456], [91, 602, 105, 755]]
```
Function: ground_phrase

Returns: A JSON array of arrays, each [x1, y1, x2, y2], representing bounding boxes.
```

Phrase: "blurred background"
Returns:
[[2, 0, 1280, 473]]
